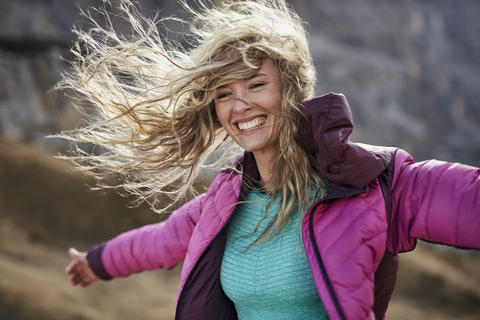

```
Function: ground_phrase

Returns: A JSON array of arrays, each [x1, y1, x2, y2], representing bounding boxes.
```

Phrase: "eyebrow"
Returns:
[[247, 72, 267, 80], [216, 72, 268, 89]]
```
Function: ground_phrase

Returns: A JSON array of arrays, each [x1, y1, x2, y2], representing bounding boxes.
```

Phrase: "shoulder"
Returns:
[[202, 157, 244, 205]]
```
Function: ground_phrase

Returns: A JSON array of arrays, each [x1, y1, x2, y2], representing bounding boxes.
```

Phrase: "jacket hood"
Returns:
[[295, 92, 394, 189]]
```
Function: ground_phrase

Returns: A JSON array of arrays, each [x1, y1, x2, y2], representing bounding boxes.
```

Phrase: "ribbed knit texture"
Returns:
[[221, 189, 329, 319]]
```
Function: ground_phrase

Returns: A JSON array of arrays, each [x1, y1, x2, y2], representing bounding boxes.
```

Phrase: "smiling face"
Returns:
[[214, 60, 282, 162]]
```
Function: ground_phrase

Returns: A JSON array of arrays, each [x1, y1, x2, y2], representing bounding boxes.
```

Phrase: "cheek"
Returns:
[[263, 90, 282, 113], [214, 104, 229, 127]]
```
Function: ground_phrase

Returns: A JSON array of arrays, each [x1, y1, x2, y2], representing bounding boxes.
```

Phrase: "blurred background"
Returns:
[[0, 0, 479, 319]]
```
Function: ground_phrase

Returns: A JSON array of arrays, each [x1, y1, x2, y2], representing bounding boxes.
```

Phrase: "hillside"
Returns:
[[0, 136, 479, 319], [0, 136, 180, 320]]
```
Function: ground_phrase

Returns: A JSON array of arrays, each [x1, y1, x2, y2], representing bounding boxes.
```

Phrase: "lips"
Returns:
[[237, 117, 266, 132]]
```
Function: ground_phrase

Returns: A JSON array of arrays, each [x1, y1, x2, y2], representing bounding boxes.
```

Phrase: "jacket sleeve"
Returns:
[[87, 192, 207, 280], [388, 149, 480, 254]]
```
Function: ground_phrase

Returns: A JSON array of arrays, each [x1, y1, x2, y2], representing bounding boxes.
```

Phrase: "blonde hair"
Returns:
[[55, 0, 326, 243]]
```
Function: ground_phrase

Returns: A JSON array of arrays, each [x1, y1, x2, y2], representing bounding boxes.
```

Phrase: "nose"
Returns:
[[232, 97, 252, 114]]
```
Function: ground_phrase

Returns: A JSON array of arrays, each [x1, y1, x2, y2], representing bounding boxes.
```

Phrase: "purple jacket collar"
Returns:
[[296, 92, 393, 189], [231, 92, 394, 190]]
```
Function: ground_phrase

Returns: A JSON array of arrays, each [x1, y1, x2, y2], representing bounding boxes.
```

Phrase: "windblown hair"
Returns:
[[55, 0, 326, 244]]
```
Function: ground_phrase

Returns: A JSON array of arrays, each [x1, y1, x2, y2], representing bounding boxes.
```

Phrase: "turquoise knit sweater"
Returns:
[[220, 189, 329, 319]]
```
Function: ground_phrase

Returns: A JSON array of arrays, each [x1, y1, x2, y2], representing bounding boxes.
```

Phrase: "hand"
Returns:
[[65, 247, 99, 287]]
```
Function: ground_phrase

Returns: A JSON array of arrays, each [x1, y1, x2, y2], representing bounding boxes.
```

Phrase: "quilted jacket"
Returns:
[[87, 93, 480, 319]]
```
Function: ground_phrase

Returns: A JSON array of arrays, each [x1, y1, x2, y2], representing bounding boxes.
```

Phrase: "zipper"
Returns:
[[175, 203, 239, 317], [175, 171, 250, 317], [306, 184, 368, 320], [308, 200, 347, 320]]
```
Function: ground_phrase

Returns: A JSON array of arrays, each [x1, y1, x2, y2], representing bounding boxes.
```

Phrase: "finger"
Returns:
[[77, 272, 94, 287], [79, 278, 93, 287], [68, 247, 85, 260], [65, 261, 77, 275], [71, 269, 90, 286], [68, 272, 81, 286], [65, 259, 82, 274], [66, 263, 87, 286]]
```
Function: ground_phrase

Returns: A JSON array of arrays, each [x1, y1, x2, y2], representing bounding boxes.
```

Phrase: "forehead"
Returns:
[[215, 60, 281, 88], [255, 60, 280, 77]]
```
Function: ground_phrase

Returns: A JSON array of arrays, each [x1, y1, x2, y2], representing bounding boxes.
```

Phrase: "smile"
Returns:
[[237, 117, 266, 132]]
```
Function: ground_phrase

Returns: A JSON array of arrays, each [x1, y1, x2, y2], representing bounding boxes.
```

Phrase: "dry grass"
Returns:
[[0, 136, 180, 320], [0, 136, 479, 319], [0, 219, 180, 320]]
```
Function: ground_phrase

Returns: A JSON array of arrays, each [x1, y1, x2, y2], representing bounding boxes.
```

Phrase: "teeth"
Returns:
[[238, 118, 266, 132]]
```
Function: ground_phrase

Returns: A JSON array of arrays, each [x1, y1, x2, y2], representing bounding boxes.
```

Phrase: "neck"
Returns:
[[252, 150, 275, 188]]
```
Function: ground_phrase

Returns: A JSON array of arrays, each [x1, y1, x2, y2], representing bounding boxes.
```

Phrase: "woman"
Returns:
[[63, 1, 480, 319]]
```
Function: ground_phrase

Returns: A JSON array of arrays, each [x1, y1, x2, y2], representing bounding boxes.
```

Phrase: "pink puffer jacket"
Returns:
[[87, 93, 480, 320]]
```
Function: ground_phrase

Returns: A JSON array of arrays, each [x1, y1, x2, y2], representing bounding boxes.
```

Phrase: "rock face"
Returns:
[[1, 0, 479, 166], [0, 0, 99, 148], [296, 0, 480, 166]]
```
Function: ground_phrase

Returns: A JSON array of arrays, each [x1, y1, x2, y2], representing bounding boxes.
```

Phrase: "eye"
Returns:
[[249, 82, 266, 90], [216, 92, 231, 100]]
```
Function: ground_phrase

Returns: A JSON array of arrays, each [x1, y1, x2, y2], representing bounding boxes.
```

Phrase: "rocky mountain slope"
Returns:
[[1, 0, 479, 165]]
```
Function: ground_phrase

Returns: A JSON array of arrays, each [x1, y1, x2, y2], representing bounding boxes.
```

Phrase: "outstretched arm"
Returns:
[[80, 192, 207, 280], [66, 247, 99, 287], [390, 150, 480, 253]]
